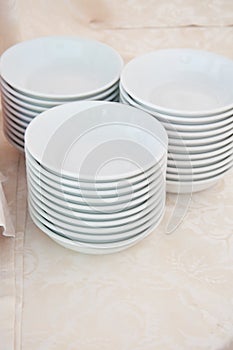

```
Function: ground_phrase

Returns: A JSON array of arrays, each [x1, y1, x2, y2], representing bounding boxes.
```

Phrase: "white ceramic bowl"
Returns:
[[28, 182, 164, 226], [168, 140, 233, 161], [1, 85, 119, 115], [168, 153, 233, 175], [28, 183, 165, 235], [120, 49, 233, 116], [167, 159, 233, 181], [29, 204, 165, 254], [168, 146, 233, 169], [168, 127, 233, 146], [2, 107, 29, 127], [166, 172, 226, 194], [1, 77, 119, 106], [168, 134, 233, 154], [25, 101, 168, 182], [0, 36, 123, 99], [26, 148, 167, 190], [120, 86, 233, 125], [27, 171, 164, 213], [27, 153, 166, 199], [29, 197, 162, 243]]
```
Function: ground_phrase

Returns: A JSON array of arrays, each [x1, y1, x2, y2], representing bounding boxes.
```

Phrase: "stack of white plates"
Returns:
[[25, 101, 168, 254], [0, 36, 123, 152], [120, 49, 233, 193]]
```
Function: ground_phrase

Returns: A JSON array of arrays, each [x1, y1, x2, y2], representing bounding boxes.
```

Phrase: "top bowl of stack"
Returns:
[[0, 36, 123, 151]]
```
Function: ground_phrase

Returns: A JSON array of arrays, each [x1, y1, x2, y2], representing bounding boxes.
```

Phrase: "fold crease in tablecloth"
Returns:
[[0, 173, 15, 237]]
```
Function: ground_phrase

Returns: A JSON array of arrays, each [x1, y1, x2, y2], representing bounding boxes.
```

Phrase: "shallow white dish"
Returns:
[[27, 154, 166, 199], [3, 112, 26, 133], [2, 99, 35, 122], [4, 120, 24, 140], [161, 113, 233, 132], [2, 107, 29, 128], [166, 121, 233, 140], [2, 95, 39, 117], [166, 173, 226, 194], [169, 134, 233, 154], [120, 86, 233, 125], [29, 205, 164, 254], [1, 36, 123, 99], [167, 153, 233, 175], [168, 127, 233, 146], [29, 186, 164, 230], [28, 179, 164, 220], [4, 128, 24, 152], [1, 82, 119, 111], [168, 146, 233, 168], [25, 101, 168, 181], [167, 140, 233, 161], [167, 159, 233, 181], [28, 171, 164, 214], [120, 49, 233, 116], [29, 184, 165, 235], [1, 77, 119, 106], [29, 197, 163, 243], [26, 148, 167, 190]]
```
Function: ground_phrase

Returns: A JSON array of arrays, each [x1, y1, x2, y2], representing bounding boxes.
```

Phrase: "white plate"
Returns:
[[28, 170, 164, 214], [3, 128, 24, 152], [26, 148, 167, 190], [29, 187, 164, 231], [161, 114, 233, 132], [120, 87, 233, 125], [2, 98, 36, 119], [3, 121, 24, 142], [3, 111, 26, 133], [29, 183, 165, 236], [167, 160, 233, 181], [167, 153, 233, 174], [166, 121, 233, 140], [29, 204, 165, 254], [28, 167, 165, 216], [29, 177, 164, 221], [29, 196, 163, 243], [169, 134, 233, 154], [168, 140, 233, 161], [1, 77, 119, 106], [27, 153, 166, 199], [27, 160, 164, 206], [2, 95, 40, 117], [1, 36, 123, 99], [168, 127, 233, 146], [168, 146, 233, 168], [166, 175, 222, 194], [1, 86, 119, 113], [120, 49, 233, 116], [25, 101, 168, 181], [2, 106, 29, 128]]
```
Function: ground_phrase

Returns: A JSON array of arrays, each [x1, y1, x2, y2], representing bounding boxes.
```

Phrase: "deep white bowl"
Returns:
[[121, 49, 233, 116], [25, 101, 168, 182], [0, 36, 123, 99]]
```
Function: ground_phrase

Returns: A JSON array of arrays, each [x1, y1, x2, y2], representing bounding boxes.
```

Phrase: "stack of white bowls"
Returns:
[[25, 101, 168, 254], [0, 36, 123, 152], [120, 49, 233, 193]]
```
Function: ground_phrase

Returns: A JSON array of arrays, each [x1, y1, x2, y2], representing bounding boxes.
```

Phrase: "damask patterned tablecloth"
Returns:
[[1, 1, 233, 349]]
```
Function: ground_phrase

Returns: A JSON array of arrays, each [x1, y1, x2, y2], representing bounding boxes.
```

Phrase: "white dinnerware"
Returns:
[[0, 36, 123, 150], [120, 49, 233, 193], [25, 101, 168, 254]]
